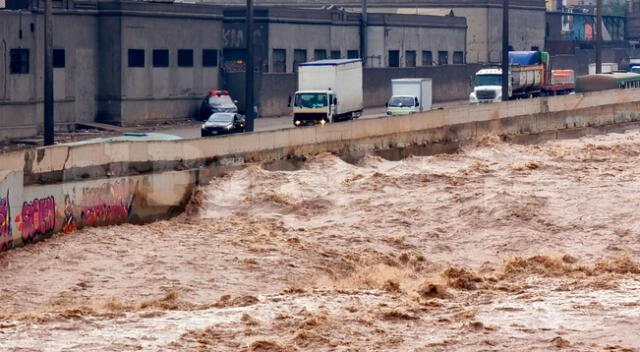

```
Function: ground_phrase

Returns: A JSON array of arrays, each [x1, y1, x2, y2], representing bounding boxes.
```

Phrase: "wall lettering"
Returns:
[[15, 196, 56, 243]]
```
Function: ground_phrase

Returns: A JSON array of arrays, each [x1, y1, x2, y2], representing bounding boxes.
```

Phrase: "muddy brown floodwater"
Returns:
[[2, 131, 640, 351]]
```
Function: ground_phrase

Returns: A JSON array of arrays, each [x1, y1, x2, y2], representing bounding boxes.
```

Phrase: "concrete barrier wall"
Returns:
[[2, 88, 640, 252], [0, 169, 194, 251], [258, 64, 487, 117]]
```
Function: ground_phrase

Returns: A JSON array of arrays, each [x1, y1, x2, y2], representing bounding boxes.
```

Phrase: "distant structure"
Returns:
[[196, 0, 548, 63]]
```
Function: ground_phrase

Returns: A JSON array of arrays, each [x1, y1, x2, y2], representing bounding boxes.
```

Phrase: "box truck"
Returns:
[[386, 78, 432, 116], [292, 59, 363, 126]]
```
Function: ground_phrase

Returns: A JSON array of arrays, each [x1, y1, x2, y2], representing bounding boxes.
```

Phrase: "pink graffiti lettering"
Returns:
[[0, 191, 11, 251], [17, 196, 56, 243], [80, 181, 134, 227]]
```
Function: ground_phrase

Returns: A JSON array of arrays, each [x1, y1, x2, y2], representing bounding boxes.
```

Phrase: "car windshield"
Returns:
[[208, 95, 234, 106], [295, 93, 328, 108], [388, 96, 415, 107], [208, 113, 234, 123], [475, 74, 502, 87]]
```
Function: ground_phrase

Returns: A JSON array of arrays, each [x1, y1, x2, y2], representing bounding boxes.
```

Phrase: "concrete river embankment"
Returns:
[[1, 88, 640, 251]]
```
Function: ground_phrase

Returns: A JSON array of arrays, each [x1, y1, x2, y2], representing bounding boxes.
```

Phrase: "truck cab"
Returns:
[[293, 90, 337, 126], [469, 69, 509, 103], [386, 96, 420, 115]]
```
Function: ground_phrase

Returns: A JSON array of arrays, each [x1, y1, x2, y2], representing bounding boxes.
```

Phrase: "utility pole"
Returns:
[[501, 0, 509, 102], [595, 0, 603, 73], [361, 0, 368, 65], [245, 0, 255, 132], [44, 0, 54, 145]]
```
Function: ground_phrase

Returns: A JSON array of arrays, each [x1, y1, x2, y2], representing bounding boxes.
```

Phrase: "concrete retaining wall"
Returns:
[[258, 64, 486, 117], [2, 88, 640, 252]]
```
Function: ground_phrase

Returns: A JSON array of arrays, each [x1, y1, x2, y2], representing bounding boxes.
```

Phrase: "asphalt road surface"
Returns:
[[164, 102, 465, 140]]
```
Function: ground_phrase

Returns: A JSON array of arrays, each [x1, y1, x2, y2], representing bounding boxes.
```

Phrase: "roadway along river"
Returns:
[[2, 129, 640, 350]]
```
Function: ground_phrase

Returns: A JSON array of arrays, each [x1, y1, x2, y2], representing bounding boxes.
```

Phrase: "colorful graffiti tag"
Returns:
[[80, 181, 134, 227], [0, 191, 11, 251], [61, 195, 77, 234], [15, 196, 56, 244]]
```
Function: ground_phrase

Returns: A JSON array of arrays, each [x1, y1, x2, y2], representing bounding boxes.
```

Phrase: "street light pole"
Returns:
[[361, 0, 368, 65], [501, 0, 509, 102], [44, 0, 54, 145], [245, 0, 255, 132], [595, 0, 603, 73]]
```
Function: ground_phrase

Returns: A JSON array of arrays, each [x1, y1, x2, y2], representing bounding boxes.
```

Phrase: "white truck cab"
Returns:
[[469, 69, 508, 103], [292, 90, 337, 124]]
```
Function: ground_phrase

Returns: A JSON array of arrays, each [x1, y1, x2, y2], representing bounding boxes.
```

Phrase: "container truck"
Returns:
[[292, 59, 363, 126], [386, 78, 432, 116], [469, 51, 575, 103]]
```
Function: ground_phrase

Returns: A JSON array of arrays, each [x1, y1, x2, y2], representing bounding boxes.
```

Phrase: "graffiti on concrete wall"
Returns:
[[15, 196, 56, 244], [79, 180, 135, 227], [0, 178, 139, 252], [62, 195, 77, 234], [0, 191, 11, 251]]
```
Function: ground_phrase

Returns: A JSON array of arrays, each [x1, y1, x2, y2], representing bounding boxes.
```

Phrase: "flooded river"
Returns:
[[2, 131, 640, 351]]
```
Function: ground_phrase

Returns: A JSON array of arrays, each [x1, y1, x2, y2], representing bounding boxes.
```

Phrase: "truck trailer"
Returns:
[[469, 51, 575, 103], [386, 78, 432, 116], [292, 59, 364, 126]]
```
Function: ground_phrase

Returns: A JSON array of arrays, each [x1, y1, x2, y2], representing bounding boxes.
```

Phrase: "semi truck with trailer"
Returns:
[[469, 51, 575, 103], [292, 59, 363, 126], [386, 78, 432, 116]]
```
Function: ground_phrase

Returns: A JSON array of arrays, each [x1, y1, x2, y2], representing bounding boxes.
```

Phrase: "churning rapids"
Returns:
[[2, 131, 640, 351]]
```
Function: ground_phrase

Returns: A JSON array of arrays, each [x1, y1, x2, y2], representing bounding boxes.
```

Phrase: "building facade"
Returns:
[[0, 0, 223, 139], [200, 0, 547, 64], [0, 0, 467, 141]]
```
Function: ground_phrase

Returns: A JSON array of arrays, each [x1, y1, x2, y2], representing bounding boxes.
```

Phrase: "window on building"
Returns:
[[272, 49, 286, 73], [178, 49, 194, 67], [422, 51, 433, 66], [53, 49, 65, 68], [330, 50, 341, 59], [203, 49, 218, 67], [438, 51, 448, 65], [153, 49, 169, 67], [405, 50, 416, 67], [314, 49, 327, 61], [453, 51, 464, 64], [10, 49, 29, 74], [293, 49, 307, 72], [388, 50, 400, 68], [347, 50, 359, 59], [128, 49, 144, 68]]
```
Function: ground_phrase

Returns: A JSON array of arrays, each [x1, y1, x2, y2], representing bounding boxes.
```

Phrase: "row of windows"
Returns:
[[269, 48, 464, 73], [388, 50, 465, 68], [9, 47, 464, 75], [128, 49, 218, 68], [7, 48, 219, 74], [9, 49, 65, 74], [271, 48, 360, 73]]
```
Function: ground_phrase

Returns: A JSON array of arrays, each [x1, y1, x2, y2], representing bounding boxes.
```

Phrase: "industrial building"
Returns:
[[221, 7, 466, 72], [0, 0, 223, 137], [200, 0, 548, 64], [0, 0, 468, 140]]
